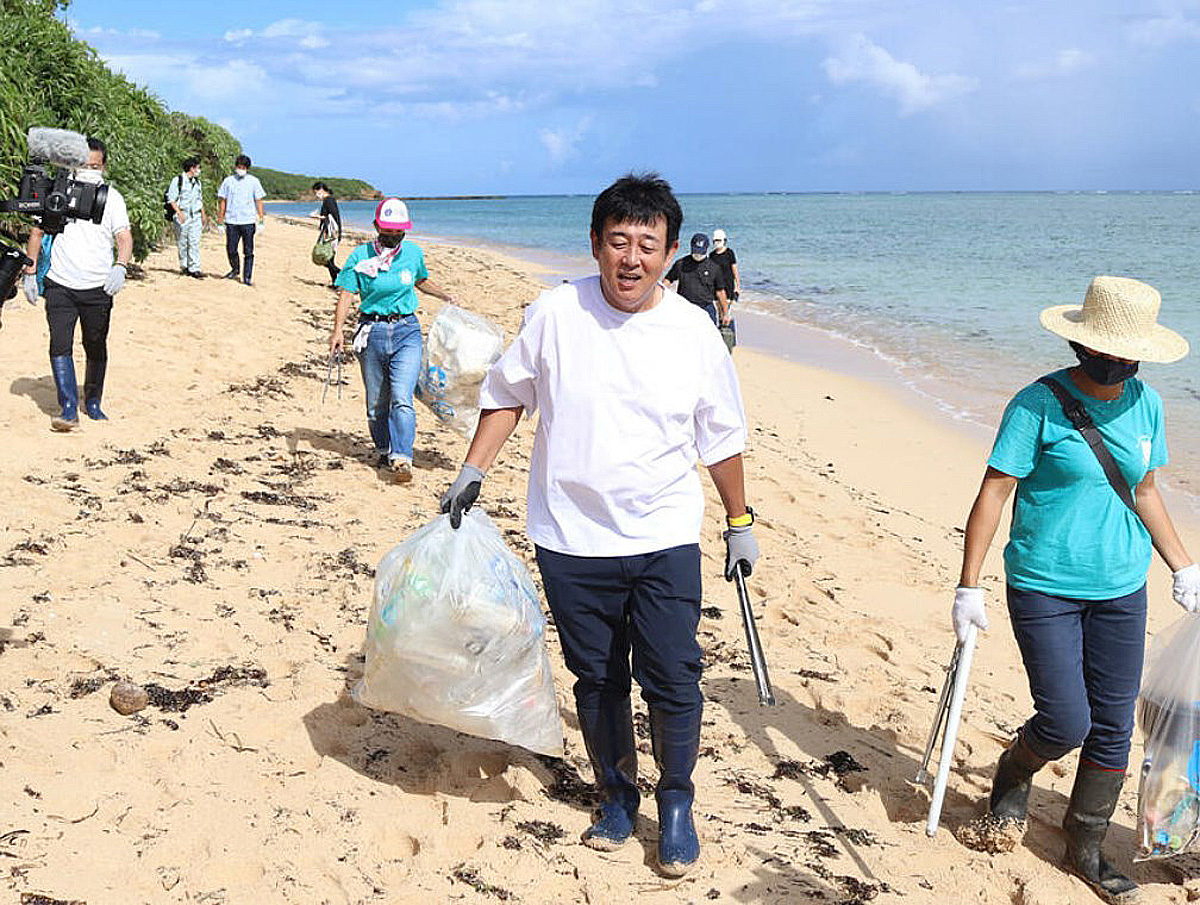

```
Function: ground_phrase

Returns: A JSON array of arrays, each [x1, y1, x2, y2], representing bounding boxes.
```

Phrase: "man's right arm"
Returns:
[[24, 225, 42, 274], [464, 407, 523, 471]]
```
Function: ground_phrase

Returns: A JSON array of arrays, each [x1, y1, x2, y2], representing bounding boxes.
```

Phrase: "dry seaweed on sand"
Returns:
[[450, 864, 513, 900], [515, 820, 565, 844], [536, 755, 592, 806], [142, 665, 268, 713]]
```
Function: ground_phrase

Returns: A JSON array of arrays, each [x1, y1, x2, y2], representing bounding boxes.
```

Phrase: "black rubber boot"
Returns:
[[82, 359, 108, 420], [1063, 762, 1139, 902], [49, 355, 79, 432], [989, 733, 1048, 821], [649, 705, 701, 877], [577, 694, 640, 850]]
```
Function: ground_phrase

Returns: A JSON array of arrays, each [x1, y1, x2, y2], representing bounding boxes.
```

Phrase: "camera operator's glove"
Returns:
[[723, 509, 760, 580], [951, 586, 989, 643], [103, 264, 126, 296], [22, 274, 38, 305], [440, 464, 484, 529], [1173, 563, 1200, 613]]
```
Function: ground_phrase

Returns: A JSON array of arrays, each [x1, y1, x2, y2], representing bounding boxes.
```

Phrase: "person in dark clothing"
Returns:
[[709, 228, 740, 302], [311, 181, 342, 285], [664, 233, 728, 326]]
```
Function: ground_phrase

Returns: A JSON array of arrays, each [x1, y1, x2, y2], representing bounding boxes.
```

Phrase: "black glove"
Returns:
[[440, 464, 484, 529]]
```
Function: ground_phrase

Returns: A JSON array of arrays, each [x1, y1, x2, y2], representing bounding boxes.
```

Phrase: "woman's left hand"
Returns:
[[1173, 563, 1200, 612]]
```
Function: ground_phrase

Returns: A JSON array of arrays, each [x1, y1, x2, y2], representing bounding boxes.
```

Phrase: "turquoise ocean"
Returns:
[[268, 193, 1200, 510]]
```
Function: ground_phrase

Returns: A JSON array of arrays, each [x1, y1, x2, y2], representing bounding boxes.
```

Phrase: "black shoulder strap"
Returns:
[[1037, 376, 1137, 515]]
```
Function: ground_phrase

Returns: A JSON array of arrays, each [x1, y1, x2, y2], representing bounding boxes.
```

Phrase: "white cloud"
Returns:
[[224, 18, 328, 49], [1015, 47, 1095, 81], [538, 116, 593, 164], [823, 33, 978, 114], [1128, 14, 1200, 47]]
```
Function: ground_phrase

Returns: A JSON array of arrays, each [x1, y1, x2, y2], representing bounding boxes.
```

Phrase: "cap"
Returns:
[[690, 232, 709, 254], [712, 228, 727, 242], [374, 197, 412, 231]]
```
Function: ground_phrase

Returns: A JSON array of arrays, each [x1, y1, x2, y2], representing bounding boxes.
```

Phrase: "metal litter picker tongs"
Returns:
[[322, 350, 343, 404], [734, 567, 776, 706], [915, 623, 978, 836]]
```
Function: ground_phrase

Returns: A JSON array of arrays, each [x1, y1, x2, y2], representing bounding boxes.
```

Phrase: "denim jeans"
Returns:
[[357, 315, 422, 461], [224, 223, 256, 279], [1007, 583, 1147, 771]]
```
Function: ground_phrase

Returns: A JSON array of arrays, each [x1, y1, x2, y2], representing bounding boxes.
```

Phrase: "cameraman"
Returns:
[[22, 137, 131, 431]]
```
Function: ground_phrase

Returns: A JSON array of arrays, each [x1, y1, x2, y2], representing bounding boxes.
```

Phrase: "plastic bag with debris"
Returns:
[[353, 509, 563, 757], [1136, 613, 1200, 859], [415, 305, 506, 438]]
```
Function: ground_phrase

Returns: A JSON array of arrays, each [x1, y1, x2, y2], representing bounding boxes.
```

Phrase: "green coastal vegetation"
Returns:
[[0, 0, 375, 260], [254, 167, 380, 202]]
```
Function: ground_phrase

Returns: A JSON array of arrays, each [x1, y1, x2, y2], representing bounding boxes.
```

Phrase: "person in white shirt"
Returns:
[[22, 136, 132, 431], [440, 173, 759, 878], [216, 154, 265, 286]]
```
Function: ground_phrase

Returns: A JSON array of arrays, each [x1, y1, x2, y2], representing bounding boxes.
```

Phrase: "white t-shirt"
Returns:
[[46, 184, 130, 291], [479, 275, 747, 557], [217, 173, 265, 224]]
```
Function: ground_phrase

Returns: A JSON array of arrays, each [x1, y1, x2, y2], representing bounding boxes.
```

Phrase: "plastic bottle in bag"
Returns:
[[353, 509, 563, 757], [415, 305, 506, 438], [1136, 613, 1200, 859]]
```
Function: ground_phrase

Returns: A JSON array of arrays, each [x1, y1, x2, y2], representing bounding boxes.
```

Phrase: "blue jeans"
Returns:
[[1007, 583, 1147, 771], [535, 544, 703, 717], [357, 316, 422, 461]]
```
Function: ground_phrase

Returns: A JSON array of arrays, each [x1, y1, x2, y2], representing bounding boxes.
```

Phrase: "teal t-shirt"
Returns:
[[988, 368, 1167, 599], [335, 241, 428, 316]]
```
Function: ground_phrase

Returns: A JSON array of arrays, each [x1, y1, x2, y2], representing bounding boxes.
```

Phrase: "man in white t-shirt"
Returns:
[[22, 136, 132, 431], [440, 173, 758, 878], [216, 154, 265, 286]]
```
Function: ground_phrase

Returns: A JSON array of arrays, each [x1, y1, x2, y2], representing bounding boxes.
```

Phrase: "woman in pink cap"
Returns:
[[328, 198, 453, 483]]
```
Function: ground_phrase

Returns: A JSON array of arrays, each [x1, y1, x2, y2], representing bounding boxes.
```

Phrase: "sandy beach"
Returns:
[[2, 216, 1197, 905]]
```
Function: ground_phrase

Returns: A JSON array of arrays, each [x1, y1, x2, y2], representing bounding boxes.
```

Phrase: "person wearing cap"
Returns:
[[328, 198, 453, 484], [708, 229, 740, 303], [438, 173, 757, 878], [216, 154, 265, 286], [952, 276, 1197, 901], [664, 233, 729, 327]]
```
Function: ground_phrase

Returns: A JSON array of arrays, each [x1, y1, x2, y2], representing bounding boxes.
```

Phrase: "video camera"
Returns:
[[0, 128, 106, 303]]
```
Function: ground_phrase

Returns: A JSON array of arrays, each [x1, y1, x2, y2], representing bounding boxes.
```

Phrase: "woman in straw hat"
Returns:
[[951, 276, 1198, 901]]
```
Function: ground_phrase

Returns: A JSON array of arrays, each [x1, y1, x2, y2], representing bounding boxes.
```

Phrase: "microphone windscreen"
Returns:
[[26, 127, 91, 168]]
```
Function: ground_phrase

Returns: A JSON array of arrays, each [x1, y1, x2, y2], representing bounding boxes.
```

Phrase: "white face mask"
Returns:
[[74, 168, 104, 184], [234, 168, 247, 178]]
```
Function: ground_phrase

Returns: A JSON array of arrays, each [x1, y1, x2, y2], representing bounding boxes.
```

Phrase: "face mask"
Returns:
[[1071, 341, 1139, 385], [74, 168, 103, 184], [377, 235, 403, 248], [235, 168, 247, 178]]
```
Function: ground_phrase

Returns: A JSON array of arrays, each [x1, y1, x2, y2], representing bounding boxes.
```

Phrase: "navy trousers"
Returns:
[[1007, 583, 1147, 771], [535, 544, 703, 717], [225, 223, 256, 279]]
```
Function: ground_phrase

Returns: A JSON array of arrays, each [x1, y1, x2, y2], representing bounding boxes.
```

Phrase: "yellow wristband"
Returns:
[[726, 512, 753, 528]]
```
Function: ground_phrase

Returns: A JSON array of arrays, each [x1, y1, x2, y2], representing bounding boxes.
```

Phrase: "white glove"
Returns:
[[1173, 564, 1200, 613], [952, 586, 988, 643], [22, 273, 38, 304], [103, 264, 126, 296]]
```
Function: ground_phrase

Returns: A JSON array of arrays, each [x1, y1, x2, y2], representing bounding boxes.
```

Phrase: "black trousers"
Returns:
[[44, 279, 112, 361], [325, 259, 340, 283], [225, 223, 256, 278]]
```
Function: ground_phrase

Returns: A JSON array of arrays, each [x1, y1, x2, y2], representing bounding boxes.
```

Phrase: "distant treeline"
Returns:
[[254, 167, 380, 202], [0, 0, 376, 260]]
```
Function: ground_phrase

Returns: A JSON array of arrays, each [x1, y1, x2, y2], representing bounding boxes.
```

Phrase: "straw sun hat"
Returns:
[[1040, 276, 1189, 363]]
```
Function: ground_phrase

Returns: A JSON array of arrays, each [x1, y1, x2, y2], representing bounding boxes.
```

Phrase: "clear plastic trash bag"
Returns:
[[1136, 613, 1200, 859], [416, 305, 506, 438], [352, 509, 564, 757]]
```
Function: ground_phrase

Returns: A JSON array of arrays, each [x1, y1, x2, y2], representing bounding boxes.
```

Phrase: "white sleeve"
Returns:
[[253, 177, 265, 200], [104, 189, 130, 234], [217, 177, 230, 200], [478, 303, 545, 414], [694, 338, 747, 466]]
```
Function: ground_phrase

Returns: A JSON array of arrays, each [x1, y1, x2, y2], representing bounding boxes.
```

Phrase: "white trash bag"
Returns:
[[416, 305, 506, 438], [1136, 613, 1200, 859], [353, 509, 564, 757]]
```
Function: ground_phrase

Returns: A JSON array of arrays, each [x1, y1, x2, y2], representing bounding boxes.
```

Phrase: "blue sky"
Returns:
[[66, 0, 1200, 194]]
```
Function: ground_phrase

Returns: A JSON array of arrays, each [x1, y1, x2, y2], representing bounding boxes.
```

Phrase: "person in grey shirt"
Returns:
[[166, 156, 206, 278]]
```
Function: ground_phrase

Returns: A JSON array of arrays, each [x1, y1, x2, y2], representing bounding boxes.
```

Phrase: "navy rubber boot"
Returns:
[[577, 694, 640, 850], [49, 355, 79, 432], [650, 705, 702, 877], [82, 359, 108, 420]]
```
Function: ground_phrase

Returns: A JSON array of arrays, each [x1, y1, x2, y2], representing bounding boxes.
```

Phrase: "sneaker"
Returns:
[[188, 270, 204, 279], [243, 276, 252, 286], [389, 458, 413, 484], [224, 270, 239, 280]]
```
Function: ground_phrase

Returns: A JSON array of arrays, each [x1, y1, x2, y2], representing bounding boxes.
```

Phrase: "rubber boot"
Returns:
[[649, 705, 702, 877], [989, 733, 1048, 822], [577, 694, 640, 850], [82, 359, 108, 420], [1063, 762, 1139, 902], [49, 355, 79, 432]]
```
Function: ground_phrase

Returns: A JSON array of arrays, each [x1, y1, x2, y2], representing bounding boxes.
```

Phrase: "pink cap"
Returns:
[[374, 197, 412, 231]]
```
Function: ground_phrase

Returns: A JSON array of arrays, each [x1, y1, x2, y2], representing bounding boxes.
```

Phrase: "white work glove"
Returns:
[[951, 587, 988, 643], [1173, 564, 1200, 613], [103, 264, 126, 296], [22, 273, 38, 304]]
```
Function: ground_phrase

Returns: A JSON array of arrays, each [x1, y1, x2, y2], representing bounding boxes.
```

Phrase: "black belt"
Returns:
[[359, 312, 409, 323]]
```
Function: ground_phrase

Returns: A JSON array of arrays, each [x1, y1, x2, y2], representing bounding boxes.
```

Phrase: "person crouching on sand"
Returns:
[[328, 197, 453, 484], [952, 276, 1198, 901], [438, 172, 759, 877]]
